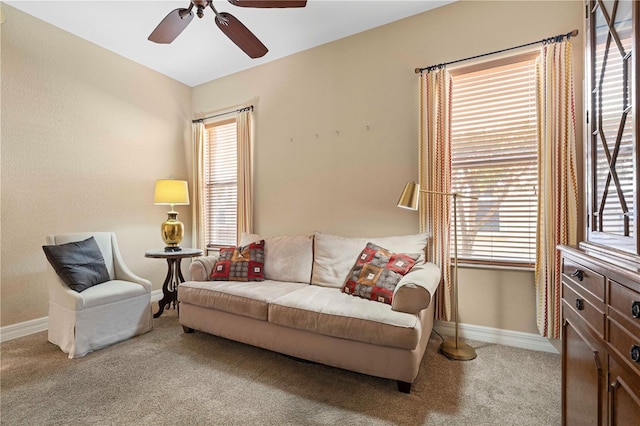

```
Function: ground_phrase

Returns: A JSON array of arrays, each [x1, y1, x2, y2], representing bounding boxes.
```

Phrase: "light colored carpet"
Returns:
[[1, 307, 560, 425]]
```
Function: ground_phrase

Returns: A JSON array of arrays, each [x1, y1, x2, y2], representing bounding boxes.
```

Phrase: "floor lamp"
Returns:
[[397, 181, 477, 361]]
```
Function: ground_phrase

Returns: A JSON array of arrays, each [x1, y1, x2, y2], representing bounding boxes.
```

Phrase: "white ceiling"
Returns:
[[5, 0, 454, 87]]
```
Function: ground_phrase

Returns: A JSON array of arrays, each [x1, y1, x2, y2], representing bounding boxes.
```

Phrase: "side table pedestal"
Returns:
[[144, 248, 203, 318]]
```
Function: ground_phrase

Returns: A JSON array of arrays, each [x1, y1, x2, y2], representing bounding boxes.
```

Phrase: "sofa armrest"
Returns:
[[189, 255, 219, 282], [391, 262, 442, 315]]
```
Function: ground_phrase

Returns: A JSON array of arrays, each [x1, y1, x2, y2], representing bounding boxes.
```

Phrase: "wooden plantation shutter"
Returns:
[[450, 55, 539, 266], [205, 119, 237, 247]]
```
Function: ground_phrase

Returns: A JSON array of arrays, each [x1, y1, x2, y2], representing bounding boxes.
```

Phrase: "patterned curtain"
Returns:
[[236, 108, 254, 242], [191, 121, 207, 252], [535, 40, 579, 338], [419, 68, 453, 321]]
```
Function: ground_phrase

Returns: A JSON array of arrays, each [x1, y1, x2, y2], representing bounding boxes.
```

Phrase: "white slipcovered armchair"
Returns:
[[45, 232, 152, 358]]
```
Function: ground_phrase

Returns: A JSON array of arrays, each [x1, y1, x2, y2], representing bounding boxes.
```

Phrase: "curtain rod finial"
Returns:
[[414, 68, 422, 74], [569, 29, 579, 38]]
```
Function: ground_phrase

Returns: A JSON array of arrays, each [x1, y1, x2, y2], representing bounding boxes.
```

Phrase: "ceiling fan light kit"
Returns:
[[148, 0, 307, 59]]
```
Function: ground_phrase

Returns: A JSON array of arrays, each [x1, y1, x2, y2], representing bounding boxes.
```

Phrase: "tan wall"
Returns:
[[193, 0, 584, 334], [1, 1, 584, 334], [1, 5, 193, 326]]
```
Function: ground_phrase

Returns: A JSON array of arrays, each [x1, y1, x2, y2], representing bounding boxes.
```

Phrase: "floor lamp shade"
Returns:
[[154, 180, 190, 252], [396, 181, 477, 361], [397, 182, 421, 211]]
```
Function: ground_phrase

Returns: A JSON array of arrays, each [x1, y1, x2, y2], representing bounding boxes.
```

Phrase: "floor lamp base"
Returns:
[[440, 339, 477, 361]]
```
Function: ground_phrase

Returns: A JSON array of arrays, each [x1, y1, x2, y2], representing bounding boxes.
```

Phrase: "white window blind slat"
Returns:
[[205, 119, 237, 247], [451, 56, 538, 266]]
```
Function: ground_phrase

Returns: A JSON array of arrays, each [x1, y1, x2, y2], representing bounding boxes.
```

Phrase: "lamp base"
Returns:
[[160, 211, 184, 250], [439, 339, 477, 361]]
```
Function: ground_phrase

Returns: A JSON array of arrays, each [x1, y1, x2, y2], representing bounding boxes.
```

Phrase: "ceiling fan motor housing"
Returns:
[[192, 0, 211, 18]]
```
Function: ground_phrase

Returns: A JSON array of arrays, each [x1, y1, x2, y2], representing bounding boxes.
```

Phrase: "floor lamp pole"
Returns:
[[438, 192, 476, 361], [396, 182, 477, 361]]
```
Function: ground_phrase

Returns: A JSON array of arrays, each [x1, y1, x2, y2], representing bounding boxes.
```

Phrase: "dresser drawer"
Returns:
[[562, 257, 605, 302], [608, 317, 640, 377], [610, 280, 640, 331], [563, 282, 605, 338]]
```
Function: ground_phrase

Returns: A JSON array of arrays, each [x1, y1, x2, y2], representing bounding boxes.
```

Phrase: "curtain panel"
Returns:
[[236, 108, 254, 242], [535, 40, 579, 338], [191, 121, 207, 252], [419, 69, 453, 321]]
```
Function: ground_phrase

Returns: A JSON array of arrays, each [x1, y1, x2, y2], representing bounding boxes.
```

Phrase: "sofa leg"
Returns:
[[397, 381, 412, 394], [182, 326, 195, 334]]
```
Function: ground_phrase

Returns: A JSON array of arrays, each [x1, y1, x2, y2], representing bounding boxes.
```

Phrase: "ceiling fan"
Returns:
[[148, 0, 307, 59]]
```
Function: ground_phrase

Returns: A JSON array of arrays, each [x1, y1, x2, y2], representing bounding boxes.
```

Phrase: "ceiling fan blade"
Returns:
[[227, 0, 307, 8], [215, 12, 268, 58], [148, 8, 194, 44]]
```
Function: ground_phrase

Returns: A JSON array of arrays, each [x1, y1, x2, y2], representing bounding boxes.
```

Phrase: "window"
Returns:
[[205, 119, 237, 247], [450, 54, 539, 267]]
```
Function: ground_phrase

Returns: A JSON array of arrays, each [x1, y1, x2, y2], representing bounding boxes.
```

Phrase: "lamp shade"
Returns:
[[154, 180, 190, 206], [397, 181, 420, 210]]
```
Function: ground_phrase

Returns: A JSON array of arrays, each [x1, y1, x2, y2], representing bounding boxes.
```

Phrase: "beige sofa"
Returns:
[[178, 232, 441, 393]]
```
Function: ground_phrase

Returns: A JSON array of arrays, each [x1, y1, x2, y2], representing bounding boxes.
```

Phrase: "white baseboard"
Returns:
[[1, 290, 165, 343], [433, 320, 560, 353], [0, 317, 49, 343]]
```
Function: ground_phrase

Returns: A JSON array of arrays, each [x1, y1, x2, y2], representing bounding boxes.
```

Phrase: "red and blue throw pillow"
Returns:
[[211, 240, 265, 281], [342, 242, 419, 305]]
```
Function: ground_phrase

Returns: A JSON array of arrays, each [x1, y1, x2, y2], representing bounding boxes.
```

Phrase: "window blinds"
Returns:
[[205, 119, 237, 247], [451, 57, 538, 266]]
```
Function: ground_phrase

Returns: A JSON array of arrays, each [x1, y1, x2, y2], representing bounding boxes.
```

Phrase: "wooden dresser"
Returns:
[[559, 245, 640, 425]]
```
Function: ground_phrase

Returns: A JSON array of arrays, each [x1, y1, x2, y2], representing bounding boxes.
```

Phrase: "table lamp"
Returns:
[[154, 179, 190, 252]]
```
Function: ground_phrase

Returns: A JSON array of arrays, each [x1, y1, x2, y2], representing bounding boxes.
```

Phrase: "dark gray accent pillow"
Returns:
[[43, 236, 110, 292]]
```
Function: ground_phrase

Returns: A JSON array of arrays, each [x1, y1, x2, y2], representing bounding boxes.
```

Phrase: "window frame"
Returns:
[[204, 117, 238, 249]]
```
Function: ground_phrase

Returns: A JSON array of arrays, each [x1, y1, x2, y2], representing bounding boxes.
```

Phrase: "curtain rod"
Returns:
[[192, 105, 253, 123], [414, 29, 579, 74]]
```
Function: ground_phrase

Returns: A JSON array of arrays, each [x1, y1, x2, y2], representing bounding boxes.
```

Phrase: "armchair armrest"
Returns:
[[391, 262, 441, 315], [111, 237, 151, 292], [189, 255, 220, 282]]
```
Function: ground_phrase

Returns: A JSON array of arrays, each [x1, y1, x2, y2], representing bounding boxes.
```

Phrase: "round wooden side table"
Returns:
[[145, 248, 203, 318]]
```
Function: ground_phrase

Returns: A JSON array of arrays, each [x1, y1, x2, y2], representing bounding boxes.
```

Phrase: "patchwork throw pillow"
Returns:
[[342, 243, 419, 305], [42, 236, 110, 292], [211, 240, 265, 281]]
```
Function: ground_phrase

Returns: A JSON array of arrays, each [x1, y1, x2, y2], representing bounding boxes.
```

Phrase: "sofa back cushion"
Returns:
[[241, 234, 313, 283], [311, 232, 429, 288]]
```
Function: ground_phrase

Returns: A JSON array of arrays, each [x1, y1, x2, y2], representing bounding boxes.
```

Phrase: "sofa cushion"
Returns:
[[179, 280, 308, 321], [342, 243, 419, 305], [268, 285, 421, 350], [241, 234, 313, 283], [42, 236, 110, 292], [311, 232, 429, 288], [211, 240, 265, 281]]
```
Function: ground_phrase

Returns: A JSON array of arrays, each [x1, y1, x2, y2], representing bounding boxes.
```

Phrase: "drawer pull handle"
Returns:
[[631, 345, 640, 363], [575, 299, 584, 311], [570, 269, 584, 281], [632, 301, 640, 319]]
